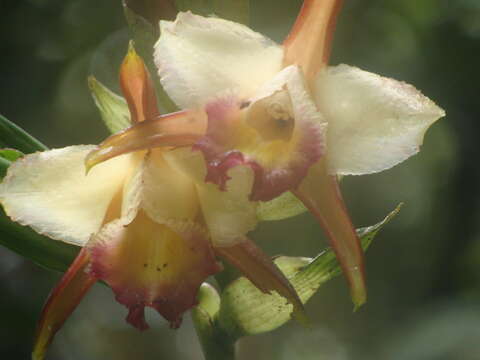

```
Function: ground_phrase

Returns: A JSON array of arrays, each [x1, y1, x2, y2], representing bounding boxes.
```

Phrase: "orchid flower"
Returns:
[[94, 0, 444, 309], [0, 1, 444, 358], [0, 45, 304, 360]]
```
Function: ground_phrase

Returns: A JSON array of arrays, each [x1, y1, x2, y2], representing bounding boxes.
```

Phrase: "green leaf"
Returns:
[[217, 204, 402, 339], [0, 114, 47, 154], [0, 157, 11, 178], [257, 191, 307, 221], [175, 0, 249, 25], [0, 148, 23, 162], [0, 207, 79, 273], [88, 76, 132, 134], [0, 150, 23, 178], [123, 1, 178, 113]]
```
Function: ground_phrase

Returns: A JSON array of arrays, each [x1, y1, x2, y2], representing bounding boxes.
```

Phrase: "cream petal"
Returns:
[[118, 152, 145, 224], [163, 149, 258, 246], [0, 146, 133, 246], [196, 165, 258, 247], [314, 64, 445, 175], [162, 147, 207, 184], [140, 150, 200, 231], [154, 12, 283, 108]]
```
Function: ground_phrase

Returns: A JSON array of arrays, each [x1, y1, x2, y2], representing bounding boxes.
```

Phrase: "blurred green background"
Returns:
[[1, 0, 480, 359]]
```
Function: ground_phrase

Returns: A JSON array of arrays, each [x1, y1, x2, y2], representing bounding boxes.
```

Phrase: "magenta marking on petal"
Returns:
[[194, 94, 324, 201], [202, 151, 246, 191], [126, 305, 149, 331], [88, 214, 222, 330], [116, 287, 189, 329], [253, 120, 325, 201]]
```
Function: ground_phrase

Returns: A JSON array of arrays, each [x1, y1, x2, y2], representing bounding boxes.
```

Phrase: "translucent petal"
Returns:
[[140, 150, 200, 230], [313, 64, 445, 175], [196, 165, 257, 247], [256, 191, 307, 221], [0, 146, 133, 246], [162, 147, 207, 184], [154, 12, 283, 108]]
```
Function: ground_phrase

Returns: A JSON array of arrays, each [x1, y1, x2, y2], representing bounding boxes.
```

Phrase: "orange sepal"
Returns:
[[293, 160, 366, 309], [283, 0, 343, 83], [215, 237, 307, 323], [85, 110, 207, 172], [32, 248, 96, 360], [120, 41, 159, 123]]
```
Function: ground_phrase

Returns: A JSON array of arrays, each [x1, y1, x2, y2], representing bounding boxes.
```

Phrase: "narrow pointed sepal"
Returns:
[[293, 160, 366, 309], [283, 0, 343, 81], [215, 237, 307, 324], [32, 248, 96, 360], [84, 110, 207, 172], [120, 41, 159, 123]]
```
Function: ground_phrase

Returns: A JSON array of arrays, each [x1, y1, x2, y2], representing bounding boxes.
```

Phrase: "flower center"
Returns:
[[246, 90, 294, 142]]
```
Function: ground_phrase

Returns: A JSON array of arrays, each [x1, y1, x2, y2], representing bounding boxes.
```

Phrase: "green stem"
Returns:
[[194, 321, 236, 360], [192, 284, 237, 360]]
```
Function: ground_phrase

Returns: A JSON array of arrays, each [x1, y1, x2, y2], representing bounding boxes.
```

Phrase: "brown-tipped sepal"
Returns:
[[283, 0, 343, 81], [293, 160, 366, 309], [215, 237, 307, 324], [120, 41, 159, 123], [84, 110, 206, 173], [32, 248, 96, 360]]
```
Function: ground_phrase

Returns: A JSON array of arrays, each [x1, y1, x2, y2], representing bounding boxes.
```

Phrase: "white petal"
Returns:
[[154, 12, 283, 109], [163, 148, 257, 246], [196, 165, 258, 247], [0, 146, 133, 246], [313, 64, 445, 175]]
